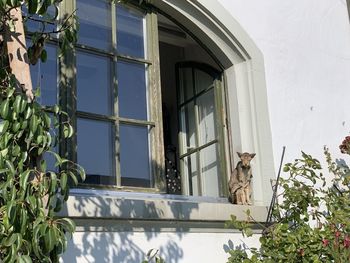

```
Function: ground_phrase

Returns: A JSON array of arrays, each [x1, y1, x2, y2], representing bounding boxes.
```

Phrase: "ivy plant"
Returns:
[[0, 0, 84, 262], [226, 139, 350, 263]]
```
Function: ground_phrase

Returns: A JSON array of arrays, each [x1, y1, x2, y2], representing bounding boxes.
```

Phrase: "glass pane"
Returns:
[[77, 118, 114, 185], [198, 89, 217, 146], [77, 0, 112, 50], [195, 69, 214, 94], [77, 52, 111, 115], [183, 153, 198, 196], [120, 125, 150, 187], [118, 61, 148, 120], [179, 102, 196, 153], [178, 67, 193, 103], [117, 5, 145, 58], [30, 44, 57, 106], [23, 5, 57, 33], [200, 143, 220, 197]]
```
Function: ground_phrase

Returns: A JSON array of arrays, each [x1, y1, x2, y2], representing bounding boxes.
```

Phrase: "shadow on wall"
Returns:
[[60, 177, 199, 262]]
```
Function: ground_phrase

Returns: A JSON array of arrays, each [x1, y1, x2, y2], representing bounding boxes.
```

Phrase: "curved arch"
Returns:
[[151, 0, 275, 206]]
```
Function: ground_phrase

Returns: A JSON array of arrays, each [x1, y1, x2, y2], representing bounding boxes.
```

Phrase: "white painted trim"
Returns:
[[149, 0, 275, 206], [60, 190, 268, 223]]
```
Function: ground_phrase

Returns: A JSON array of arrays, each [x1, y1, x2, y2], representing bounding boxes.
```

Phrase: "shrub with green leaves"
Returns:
[[226, 144, 350, 263], [0, 0, 83, 262]]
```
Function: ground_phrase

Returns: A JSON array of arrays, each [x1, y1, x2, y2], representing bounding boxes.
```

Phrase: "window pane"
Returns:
[[77, 118, 114, 185], [179, 67, 193, 103], [117, 5, 145, 58], [23, 5, 57, 33], [195, 69, 214, 94], [77, 0, 112, 50], [43, 113, 58, 172], [30, 44, 57, 106], [77, 52, 111, 115], [183, 153, 198, 196], [200, 143, 220, 197], [118, 61, 148, 120], [180, 102, 196, 153], [120, 124, 150, 187], [198, 89, 217, 146]]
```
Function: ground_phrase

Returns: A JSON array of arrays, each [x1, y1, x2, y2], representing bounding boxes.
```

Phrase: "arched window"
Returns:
[[30, 0, 275, 209]]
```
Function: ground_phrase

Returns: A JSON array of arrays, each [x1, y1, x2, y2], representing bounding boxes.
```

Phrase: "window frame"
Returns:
[[59, 0, 166, 193], [56, 0, 231, 197], [176, 61, 228, 197]]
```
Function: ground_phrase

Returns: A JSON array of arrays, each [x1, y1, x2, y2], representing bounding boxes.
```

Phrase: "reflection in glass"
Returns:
[[183, 153, 198, 196], [43, 114, 58, 172], [77, 118, 114, 185], [180, 101, 196, 152], [117, 5, 145, 58], [179, 67, 193, 103], [198, 89, 216, 146], [200, 144, 220, 197], [195, 69, 214, 94], [30, 44, 57, 106], [118, 61, 148, 120], [77, 52, 111, 115], [23, 5, 57, 33], [77, 0, 112, 50], [120, 124, 150, 187]]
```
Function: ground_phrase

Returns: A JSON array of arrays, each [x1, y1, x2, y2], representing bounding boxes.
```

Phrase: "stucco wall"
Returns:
[[62, 1, 350, 262], [62, 231, 260, 263], [219, 0, 350, 167]]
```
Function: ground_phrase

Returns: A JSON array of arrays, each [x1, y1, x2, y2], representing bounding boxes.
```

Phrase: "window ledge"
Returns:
[[58, 189, 268, 222]]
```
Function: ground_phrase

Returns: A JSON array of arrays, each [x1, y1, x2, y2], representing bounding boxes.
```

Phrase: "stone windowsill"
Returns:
[[58, 188, 268, 223]]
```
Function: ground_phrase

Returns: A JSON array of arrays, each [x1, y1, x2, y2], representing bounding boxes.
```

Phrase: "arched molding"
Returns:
[[150, 0, 275, 206]]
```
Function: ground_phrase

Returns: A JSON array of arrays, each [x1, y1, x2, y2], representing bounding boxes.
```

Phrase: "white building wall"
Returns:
[[219, 0, 350, 167], [62, 1, 350, 262], [62, 231, 260, 263]]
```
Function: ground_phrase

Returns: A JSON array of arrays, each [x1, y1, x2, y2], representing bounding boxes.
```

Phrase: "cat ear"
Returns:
[[237, 152, 242, 157], [250, 153, 256, 159]]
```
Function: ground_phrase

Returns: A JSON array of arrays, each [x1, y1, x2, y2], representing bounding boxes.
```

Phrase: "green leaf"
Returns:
[[24, 107, 32, 119], [60, 218, 76, 233], [49, 172, 57, 194], [68, 171, 78, 186], [0, 99, 9, 119], [13, 95, 21, 113], [29, 115, 38, 134], [20, 170, 31, 189], [40, 159, 47, 172], [43, 113, 51, 128], [5, 160, 15, 175], [12, 122, 21, 133], [40, 49, 48, 63], [63, 123, 74, 138], [54, 197, 62, 212], [60, 172, 67, 191], [34, 88, 41, 98], [2, 233, 20, 247], [0, 120, 9, 133], [18, 255, 32, 263], [44, 227, 55, 252], [53, 105, 59, 114]]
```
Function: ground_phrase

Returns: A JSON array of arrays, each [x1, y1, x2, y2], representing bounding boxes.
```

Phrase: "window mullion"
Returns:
[[59, 0, 77, 164], [192, 69, 203, 196], [112, 3, 121, 187]]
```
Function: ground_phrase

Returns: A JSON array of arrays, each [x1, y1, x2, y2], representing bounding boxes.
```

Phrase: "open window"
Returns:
[[158, 15, 227, 197], [29, 0, 265, 201]]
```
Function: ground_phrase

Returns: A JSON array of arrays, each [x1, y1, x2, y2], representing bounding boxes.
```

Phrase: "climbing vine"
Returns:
[[0, 0, 84, 262]]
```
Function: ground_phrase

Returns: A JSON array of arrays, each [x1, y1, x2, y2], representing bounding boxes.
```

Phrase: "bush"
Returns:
[[226, 140, 350, 263]]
